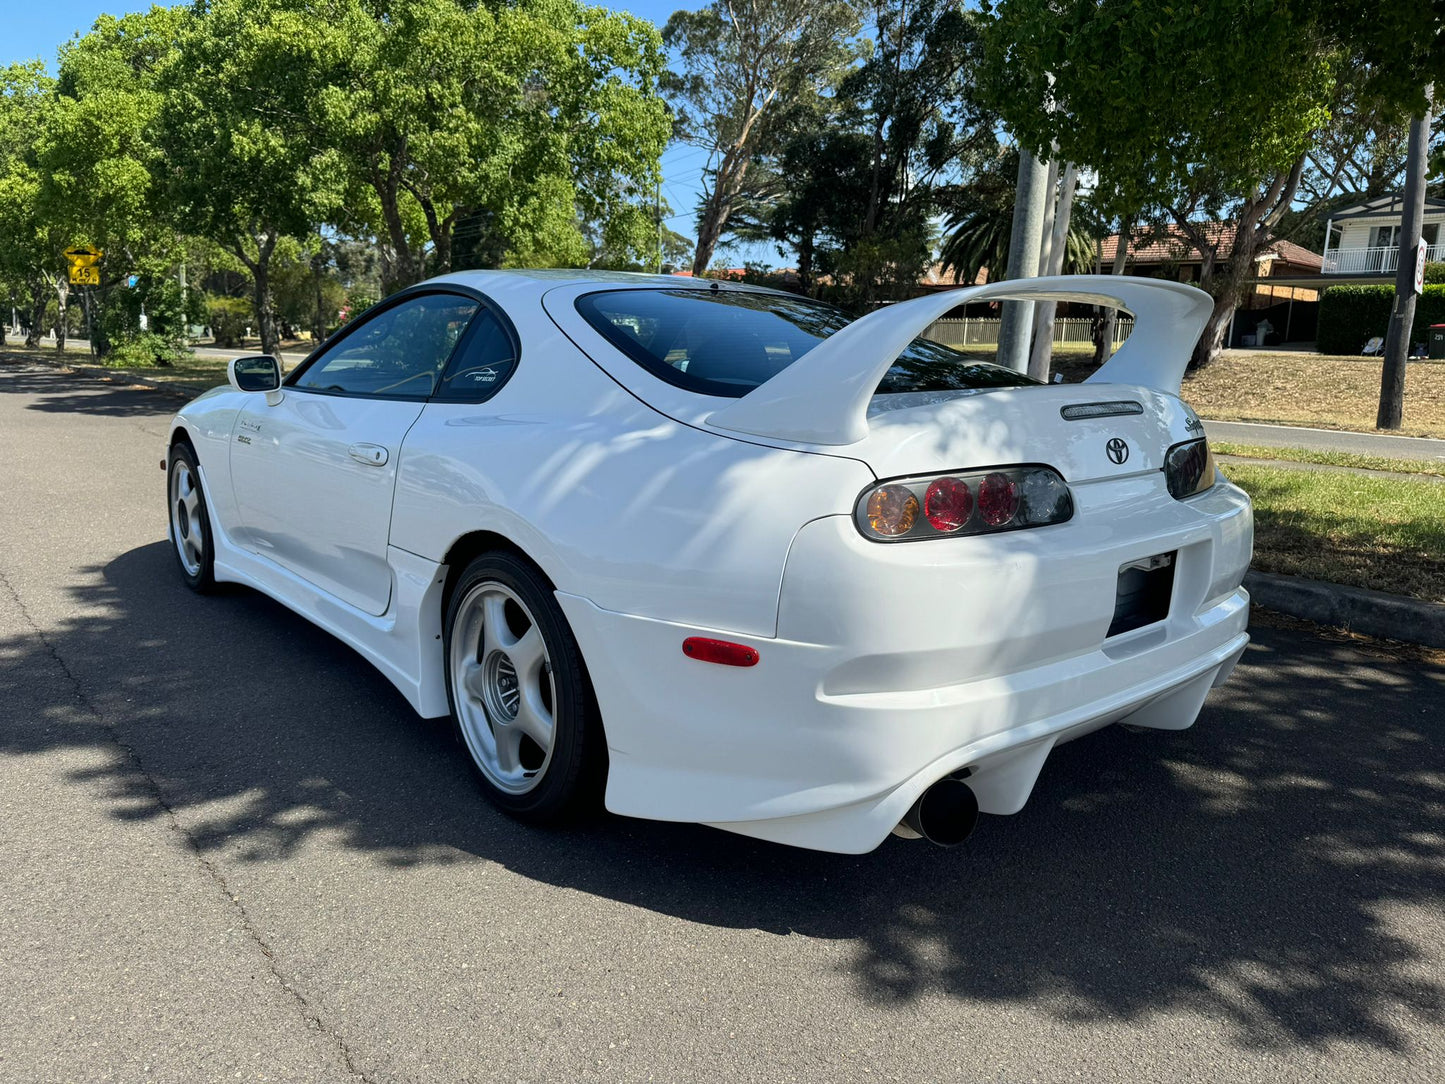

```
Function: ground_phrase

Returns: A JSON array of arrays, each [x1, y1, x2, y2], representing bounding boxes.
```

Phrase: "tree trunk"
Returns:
[[235, 229, 282, 357], [1188, 156, 1306, 371], [1379, 92, 1433, 429], [691, 149, 746, 276], [1095, 214, 1134, 365], [1028, 161, 1078, 381], [310, 250, 327, 342], [373, 148, 422, 292], [26, 280, 46, 348], [53, 278, 68, 353]]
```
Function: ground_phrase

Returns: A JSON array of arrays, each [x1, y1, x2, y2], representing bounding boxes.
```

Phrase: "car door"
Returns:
[[228, 290, 481, 616]]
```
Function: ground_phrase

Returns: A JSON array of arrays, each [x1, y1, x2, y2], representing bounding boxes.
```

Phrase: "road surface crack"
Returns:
[[0, 563, 378, 1084]]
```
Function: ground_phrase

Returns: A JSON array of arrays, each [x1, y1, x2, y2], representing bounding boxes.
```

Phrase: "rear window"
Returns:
[[575, 288, 1037, 398]]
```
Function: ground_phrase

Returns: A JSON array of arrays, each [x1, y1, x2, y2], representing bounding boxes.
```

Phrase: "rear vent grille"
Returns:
[[1061, 401, 1144, 420]]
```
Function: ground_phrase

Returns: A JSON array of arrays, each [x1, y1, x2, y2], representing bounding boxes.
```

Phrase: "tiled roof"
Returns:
[[1100, 223, 1322, 270]]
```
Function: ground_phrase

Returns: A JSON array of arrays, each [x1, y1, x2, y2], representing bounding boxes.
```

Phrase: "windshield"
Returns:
[[575, 288, 1038, 399]]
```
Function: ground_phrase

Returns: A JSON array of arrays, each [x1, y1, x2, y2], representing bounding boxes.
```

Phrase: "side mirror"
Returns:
[[228, 354, 282, 393]]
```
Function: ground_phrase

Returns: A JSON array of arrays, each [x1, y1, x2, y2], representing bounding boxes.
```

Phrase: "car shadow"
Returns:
[[3, 540, 1443, 1055]]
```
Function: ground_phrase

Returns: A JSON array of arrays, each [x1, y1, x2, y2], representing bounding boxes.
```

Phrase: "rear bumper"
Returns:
[[557, 477, 1253, 854]]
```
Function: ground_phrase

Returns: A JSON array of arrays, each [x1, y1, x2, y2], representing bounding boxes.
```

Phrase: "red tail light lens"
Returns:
[[923, 477, 973, 532], [977, 472, 1019, 526], [856, 466, 1072, 542]]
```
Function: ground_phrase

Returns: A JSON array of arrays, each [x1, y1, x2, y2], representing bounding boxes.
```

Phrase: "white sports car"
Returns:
[[164, 271, 1251, 853]]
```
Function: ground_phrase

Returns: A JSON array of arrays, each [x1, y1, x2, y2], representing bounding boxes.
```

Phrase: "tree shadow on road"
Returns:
[[0, 356, 191, 417], [2, 540, 1443, 1056]]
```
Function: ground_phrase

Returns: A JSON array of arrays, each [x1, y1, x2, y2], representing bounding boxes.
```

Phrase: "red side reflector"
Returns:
[[682, 637, 759, 667]]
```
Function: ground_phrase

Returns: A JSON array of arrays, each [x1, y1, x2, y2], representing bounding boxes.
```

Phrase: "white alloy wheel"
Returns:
[[170, 458, 205, 577], [449, 580, 558, 795], [167, 444, 214, 591]]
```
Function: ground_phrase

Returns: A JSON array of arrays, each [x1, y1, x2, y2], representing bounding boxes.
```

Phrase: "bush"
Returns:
[[207, 295, 251, 347], [104, 331, 189, 368], [1317, 283, 1445, 354]]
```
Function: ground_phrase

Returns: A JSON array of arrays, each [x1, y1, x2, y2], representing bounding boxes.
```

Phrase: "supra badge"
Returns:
[[1105, 437, 1130, 465]]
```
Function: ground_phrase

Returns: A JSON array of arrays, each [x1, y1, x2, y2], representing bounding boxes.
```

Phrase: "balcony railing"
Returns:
[[1322, 243, 1445, 273]]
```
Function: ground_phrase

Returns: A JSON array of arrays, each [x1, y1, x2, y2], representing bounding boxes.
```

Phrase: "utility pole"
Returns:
[[1379, 88, 1433, 430], [997, 144, 1050, 373]]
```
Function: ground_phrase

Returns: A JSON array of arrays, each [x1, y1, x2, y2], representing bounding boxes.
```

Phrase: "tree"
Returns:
[[154, 0, 351, 356], [326, 0, 669, 291], [0, 62, 61, 349], [980, 0, 1336, 367], [40, 8, 187, 356], [663, 0, 861, 275]]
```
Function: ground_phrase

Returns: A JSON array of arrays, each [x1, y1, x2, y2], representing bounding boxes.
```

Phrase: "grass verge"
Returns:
[[1224, 462, 1445, 604], [1181, 350, 1445, 439], [1213, 441, 1445, 477]]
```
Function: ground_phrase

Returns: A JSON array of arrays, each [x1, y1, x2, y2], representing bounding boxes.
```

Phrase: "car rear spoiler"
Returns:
[[706, 275, 1214, 446]]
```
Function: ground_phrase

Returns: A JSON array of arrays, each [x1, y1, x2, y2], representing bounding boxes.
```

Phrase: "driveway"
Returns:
[[1, 359, 1443, 1083]]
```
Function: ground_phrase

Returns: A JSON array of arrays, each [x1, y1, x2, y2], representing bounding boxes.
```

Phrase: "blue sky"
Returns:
[[5, 1, 772, 266]]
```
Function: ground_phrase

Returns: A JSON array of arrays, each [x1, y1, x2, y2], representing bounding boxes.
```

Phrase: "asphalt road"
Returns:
[[1204, 418, 1445, 461], [2, 359, 1443, 1083]]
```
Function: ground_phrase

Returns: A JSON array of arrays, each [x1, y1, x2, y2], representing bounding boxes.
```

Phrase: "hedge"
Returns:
[[1317, 283, 1445, 355]]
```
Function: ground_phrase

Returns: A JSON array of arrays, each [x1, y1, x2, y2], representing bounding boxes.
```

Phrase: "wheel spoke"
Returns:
[[508, 624, 545, 682], [460, 657, 488, 702], [183, 534, 203, 562], [182, 487, 200, 522], [513, 690, 553, 752], [480, 592, 512, 657], [492, 721, 522, 773]]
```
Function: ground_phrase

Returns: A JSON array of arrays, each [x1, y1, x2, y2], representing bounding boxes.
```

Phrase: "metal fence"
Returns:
[[922, 316, 1134, 349]]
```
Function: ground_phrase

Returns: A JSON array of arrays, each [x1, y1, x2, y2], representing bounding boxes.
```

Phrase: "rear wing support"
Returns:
[[706, 275, 1213, 446]]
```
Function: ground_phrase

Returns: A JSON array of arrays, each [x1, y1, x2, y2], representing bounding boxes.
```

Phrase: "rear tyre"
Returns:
[[443, 552, 604, 822], [167, 442, 215, 593]]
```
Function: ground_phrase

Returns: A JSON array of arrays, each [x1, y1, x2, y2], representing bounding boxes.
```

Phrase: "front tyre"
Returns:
[[167, 442, 215, 592], [444, 552, 604, 822]]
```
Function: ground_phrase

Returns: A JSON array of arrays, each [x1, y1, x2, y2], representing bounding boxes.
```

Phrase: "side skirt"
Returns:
[[193, 462, 451, 718]]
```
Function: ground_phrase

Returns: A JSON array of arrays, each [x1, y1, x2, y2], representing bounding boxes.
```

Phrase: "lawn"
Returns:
[[1224, 461, 1445, 603], [1212, 441, 1445, 477], [1181, 350, 1445, 439]]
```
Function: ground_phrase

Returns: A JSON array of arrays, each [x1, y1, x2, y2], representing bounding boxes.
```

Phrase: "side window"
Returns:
[[292, 293, 479, 399], [433, 309, 518, 402]]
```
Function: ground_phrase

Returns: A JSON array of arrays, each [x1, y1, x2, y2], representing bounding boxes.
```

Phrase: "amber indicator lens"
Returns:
[[866, 484, 920, 536]]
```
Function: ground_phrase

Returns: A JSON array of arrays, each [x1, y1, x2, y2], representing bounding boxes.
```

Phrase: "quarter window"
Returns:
[[292, 293, 480, 399], [434, 309, 519, 402]]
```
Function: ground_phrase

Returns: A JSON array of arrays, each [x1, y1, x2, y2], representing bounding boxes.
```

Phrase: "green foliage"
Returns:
[[979, 1, 1336, 219], [1316, 283, 1445, 354], [206, 296, 253, 349], [325, 0, 670, 286], [103, 331, 188, 368], [1425, 261, 1445, 285]]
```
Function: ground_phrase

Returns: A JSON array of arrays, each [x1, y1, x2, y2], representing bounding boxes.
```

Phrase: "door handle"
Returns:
[[348, 442, 389, 467]]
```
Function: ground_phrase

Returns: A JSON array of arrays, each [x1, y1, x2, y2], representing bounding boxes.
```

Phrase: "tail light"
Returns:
[[1163, 438, 1216, 499], [856, 466, 1073, 542]]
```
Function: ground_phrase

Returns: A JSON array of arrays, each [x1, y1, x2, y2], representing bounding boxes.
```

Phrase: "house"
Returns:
[[1099, 223, 1323, 306], [1322, 193, 1445, 275]]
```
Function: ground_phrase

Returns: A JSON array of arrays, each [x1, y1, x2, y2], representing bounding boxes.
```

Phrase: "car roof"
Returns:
[[426, 268, 786, 304]]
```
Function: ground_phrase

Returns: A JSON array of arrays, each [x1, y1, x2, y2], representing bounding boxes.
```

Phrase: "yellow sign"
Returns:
[[63, 246, 102, 266], [69, 265, 100, 286]]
